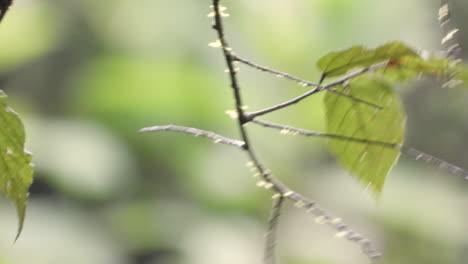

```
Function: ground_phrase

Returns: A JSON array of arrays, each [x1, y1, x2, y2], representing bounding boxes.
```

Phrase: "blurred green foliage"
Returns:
[[0, 90, 33, 239], [0, 0, 468, 264]]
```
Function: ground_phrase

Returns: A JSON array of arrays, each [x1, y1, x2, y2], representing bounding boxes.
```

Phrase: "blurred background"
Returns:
[[0, 0, 468, 263]]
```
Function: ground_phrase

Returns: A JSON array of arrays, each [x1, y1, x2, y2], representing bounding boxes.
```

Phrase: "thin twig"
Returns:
[[264, 196, 284, 264], [232, 54, 320, 87], [139, 125, 245, 148], [233, 54, 384, 111], [401, 145, 468, 179], [258, 176, 382, 262], [244, 62, 388, 121], [253, 119, 468, 180], [211, 1, 381, 262], [252, 119, 400, 148]]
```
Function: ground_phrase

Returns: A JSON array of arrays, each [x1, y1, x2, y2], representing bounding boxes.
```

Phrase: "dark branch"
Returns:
[[212, 0, 251, 130]]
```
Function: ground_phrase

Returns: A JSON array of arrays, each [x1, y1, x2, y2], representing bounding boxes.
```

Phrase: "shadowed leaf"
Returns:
[[0, 90, 33, 240], [324, 76, 405, 195]]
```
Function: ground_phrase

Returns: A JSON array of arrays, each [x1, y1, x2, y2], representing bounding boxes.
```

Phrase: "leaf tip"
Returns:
[[13, 201, 26, 243]]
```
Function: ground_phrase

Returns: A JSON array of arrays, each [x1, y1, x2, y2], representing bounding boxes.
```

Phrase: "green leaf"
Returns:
[[427, 58, 468, 88], [317, 41, 419, 79], [0, 90, 33, 240], [373, 55, 468, 86], [378, 56, 436, 82], [324, 76, 405, 195]]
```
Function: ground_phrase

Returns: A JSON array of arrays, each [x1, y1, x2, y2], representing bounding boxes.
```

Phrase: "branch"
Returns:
[[244, 62, 388, 121], [401, 145, 468, 179], [232, 54, 319, 87], [139, 125, 245, 148], [253, 119, 468, 180], [252, 171, 382, 262], [252, 119, 399, 148], [211, 2, 381, 262], [264, 195, 284, 264], [233, 54, 383, 117], [212, 1, 250, 130]]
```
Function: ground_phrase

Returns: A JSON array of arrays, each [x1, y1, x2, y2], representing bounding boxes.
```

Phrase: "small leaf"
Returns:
[[0, 90, 33, 240], [324, 76, 405, 195], [317, 41, 419, 79]]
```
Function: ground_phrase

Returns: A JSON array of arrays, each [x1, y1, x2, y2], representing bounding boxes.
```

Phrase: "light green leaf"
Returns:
[[372, 55, 468, 86], [0, 90, 33, 240], [317, 41, 419, 79], [376, 56, 437, 82], [324, 76, 405, 195]]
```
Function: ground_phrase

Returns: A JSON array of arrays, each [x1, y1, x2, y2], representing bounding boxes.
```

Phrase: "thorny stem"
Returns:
[[211, 1, 381, 263], [212, 1, 249, 129], [212, 0, 282, 194]]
